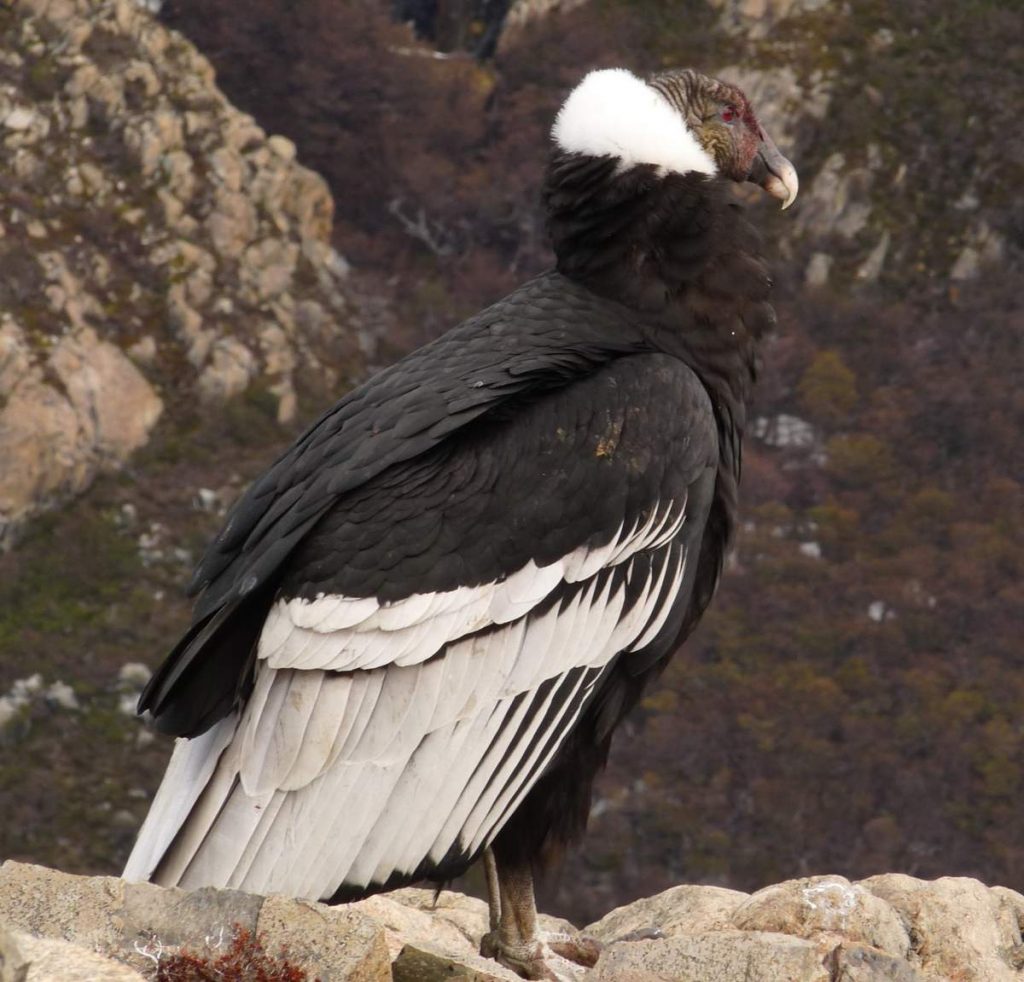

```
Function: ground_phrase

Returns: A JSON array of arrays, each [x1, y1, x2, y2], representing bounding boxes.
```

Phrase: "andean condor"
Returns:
[[125, 67, 797, 978]]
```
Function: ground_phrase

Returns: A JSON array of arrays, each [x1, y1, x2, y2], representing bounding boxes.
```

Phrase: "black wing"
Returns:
[[124, 352, 719, 900], [140, 272, 651, 735]]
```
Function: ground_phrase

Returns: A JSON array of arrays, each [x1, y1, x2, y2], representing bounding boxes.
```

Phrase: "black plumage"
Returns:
[[127, 65, 796, 976]]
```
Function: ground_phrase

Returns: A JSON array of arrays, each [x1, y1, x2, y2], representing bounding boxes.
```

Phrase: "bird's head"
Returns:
[[552, 67, 798, 209]]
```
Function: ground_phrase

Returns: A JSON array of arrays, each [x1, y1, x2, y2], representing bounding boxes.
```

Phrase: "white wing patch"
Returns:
[[125, 500, 691, 902], [261, 498, 686, 674]]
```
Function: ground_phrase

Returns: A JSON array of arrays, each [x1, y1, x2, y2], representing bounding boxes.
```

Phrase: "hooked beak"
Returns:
[[748, 132, 799, 210]]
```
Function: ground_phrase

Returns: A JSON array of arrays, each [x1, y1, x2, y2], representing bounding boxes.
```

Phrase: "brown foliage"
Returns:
[[155, 925, 314, 982]]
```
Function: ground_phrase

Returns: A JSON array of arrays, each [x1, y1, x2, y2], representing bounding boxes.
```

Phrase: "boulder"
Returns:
[[0, 862, 390, 981], [586, 873, 1024, 982], [587, 883, 746, 941], [0, 924, 146, 982], [861, 874, 1024, 981], [589, 930, 829, 982], [731, 875, 910, 958]]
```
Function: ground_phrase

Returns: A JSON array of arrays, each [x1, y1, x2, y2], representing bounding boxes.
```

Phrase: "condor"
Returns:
[[125, 67, 797, 979]]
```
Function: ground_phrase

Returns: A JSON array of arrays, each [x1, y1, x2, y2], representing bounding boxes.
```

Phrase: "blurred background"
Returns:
[[0, 0, 1021, 925]]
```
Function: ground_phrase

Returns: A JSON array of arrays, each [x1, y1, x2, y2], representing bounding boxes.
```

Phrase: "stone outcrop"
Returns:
[[0, 0, 371, 545], [1, 862, 1022, 981]]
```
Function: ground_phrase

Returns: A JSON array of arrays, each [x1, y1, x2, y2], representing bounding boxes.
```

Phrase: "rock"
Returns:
[[2, 107, 37, 131], [49, 328, 164, 463], [0, 926, 146, 981], [43, 681, 78, 711], [196, 336, 257, 402], [587, 884, 746, 941], [829, 944, 924, 982], [500, 0, 592, 50], [731, 876, 910, 958], [860, 874, 1024, 982], [805, 252, 833, 287], [0, 864, 129, 954], [0, 862, 389, 982], [392, 942, 515, 981], [0, 922, 30, 982], [2, 863, 1023, 982], [126, 335, 157, 366], [117, 663, 151, 688], [208, 145, 245, 191], [240, 239, 299, 301], [796, 152, 875, 242], [350, 888, 558, 980], [0, 375, 90, 545], [751, 414, 817, 450], [267, 134, 297, 161], [585, 873, 1024, 982], [255, 894, 392, 982], [950, 221, 1005, 281], [589, 930, 829, 981], [855, 231, 890, 282], [708, 0, 831, 38], [0, 676, 48, 732], [0, 321, 31, 394], [205, 190, 259, 259]]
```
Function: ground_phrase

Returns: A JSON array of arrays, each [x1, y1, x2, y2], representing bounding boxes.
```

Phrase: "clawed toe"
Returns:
[[479, 852, 602, 980], [546, 931, 602, 967], [481, 933, 593, 978], [481, 930, 600, 980]]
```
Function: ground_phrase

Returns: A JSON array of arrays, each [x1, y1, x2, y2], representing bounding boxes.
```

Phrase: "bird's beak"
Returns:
[[748, 132, 799, 210]]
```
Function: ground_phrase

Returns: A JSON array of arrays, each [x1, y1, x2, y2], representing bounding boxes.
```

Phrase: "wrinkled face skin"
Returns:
[[649, 69, 798, 208]]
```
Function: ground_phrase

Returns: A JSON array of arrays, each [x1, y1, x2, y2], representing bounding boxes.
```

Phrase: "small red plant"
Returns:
[[154, 924, 318, 982]]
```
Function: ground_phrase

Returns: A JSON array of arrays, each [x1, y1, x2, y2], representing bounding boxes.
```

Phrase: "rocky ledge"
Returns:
[[0, 861, 1022, 981]]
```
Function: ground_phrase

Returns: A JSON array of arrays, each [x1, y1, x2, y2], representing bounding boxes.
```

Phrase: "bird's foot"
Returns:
[[481, 929, 601, 980]]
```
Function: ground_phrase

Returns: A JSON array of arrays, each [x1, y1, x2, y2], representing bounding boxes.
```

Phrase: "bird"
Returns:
[[124, 66, 797, 980]]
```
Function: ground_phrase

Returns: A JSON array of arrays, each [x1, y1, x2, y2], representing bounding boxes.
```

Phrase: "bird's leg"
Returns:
[[484, 847, 501, 933], [479, 852, 601, 981]]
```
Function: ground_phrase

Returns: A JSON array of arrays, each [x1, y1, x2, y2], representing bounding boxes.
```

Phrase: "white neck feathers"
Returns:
[[551, 68, 716, 177]]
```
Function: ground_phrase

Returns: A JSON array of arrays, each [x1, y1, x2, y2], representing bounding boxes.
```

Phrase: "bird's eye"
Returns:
[[721, 106, 739, 123]]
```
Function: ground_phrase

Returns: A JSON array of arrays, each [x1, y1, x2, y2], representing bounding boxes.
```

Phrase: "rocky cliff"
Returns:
[[1, 862, 1023, 981], [0, 0, 371, 546]]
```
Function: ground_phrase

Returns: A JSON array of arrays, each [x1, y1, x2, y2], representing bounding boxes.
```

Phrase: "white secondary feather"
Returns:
[[552, 68, 716, 176], [467, 671, 598, 856], [124, 499, 694, 901], [562, 521, 625, 582], [121, 714, 237, 883], [630, 548, 688, 652], [261, 500, 684, 677]]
